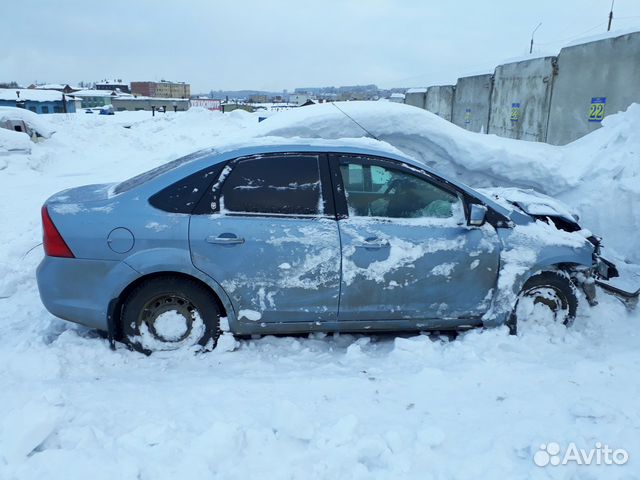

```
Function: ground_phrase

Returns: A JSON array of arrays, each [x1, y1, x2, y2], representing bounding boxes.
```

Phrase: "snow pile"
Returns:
[[256, 101, 567, 191], [0, 128, 32, 156], [256, 101, 640, 262], [0, 107, 55, 138]]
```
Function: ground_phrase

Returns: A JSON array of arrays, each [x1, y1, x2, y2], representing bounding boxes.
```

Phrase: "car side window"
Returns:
[[149, 163, 225, 214], [339, 162, 461, 219], [220, 155, 322, 216]]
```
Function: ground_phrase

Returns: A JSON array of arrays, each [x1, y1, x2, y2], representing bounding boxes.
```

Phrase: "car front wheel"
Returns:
[[509, 271, 578, 334], [121, 276, 221, 354]]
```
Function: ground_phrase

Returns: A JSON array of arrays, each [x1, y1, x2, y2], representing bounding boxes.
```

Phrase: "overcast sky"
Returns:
[[2, 0, 640, 93]]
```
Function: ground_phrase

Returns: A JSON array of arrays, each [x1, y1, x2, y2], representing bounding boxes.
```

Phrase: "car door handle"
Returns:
[[206, 235, 245, 245], [355, 238, 390, 249]]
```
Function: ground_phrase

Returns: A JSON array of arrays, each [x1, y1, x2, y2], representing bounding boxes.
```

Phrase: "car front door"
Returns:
[[331, 155, 500, 325], [189, 153, 341, 326]]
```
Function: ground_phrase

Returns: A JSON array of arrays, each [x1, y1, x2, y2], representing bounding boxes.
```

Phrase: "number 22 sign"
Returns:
[[588, 97, 606, 122]]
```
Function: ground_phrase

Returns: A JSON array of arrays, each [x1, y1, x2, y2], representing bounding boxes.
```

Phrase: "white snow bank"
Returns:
[[0, 128, 32, 155]]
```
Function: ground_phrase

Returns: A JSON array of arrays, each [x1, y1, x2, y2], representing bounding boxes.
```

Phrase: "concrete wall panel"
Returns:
[[547, 31, 640, 145], [451, 74, 493, 133], [488, 56, 556, 142], [404, 88, 427, 109], [425, 85, 454, 121]]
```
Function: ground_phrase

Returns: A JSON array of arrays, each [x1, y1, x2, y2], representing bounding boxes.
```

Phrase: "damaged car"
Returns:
[[36, 143, 638, 353]]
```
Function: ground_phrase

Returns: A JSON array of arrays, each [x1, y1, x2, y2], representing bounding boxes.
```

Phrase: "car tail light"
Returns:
[[41, 206, 75, 258]]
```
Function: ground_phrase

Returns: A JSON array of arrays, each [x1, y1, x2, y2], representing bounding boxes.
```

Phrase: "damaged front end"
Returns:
[[481, 187, 639, 309], [587, 235, 639, 309], [530, 215, 638, 310]]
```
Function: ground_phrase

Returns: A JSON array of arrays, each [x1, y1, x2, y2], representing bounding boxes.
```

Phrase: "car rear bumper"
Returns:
[[37, 256, 139, 331]]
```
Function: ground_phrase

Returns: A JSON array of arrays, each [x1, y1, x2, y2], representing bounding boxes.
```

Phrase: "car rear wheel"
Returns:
[[509, 271, 578, 334], [121, 276, 221, 354]]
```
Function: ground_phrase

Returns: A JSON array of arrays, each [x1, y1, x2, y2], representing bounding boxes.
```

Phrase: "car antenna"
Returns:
[[331, 102, 380, 141]]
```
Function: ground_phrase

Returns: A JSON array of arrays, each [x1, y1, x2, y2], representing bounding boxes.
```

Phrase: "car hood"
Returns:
[[478, 187, 580, 227]]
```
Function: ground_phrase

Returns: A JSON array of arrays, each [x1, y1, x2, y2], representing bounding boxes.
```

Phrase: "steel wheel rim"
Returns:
[[138, 294, 196, 343], [521, 285, 569, 323]]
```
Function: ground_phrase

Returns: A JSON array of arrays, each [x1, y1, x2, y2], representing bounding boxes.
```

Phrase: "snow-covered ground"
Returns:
[[0, 104, 638, 479]]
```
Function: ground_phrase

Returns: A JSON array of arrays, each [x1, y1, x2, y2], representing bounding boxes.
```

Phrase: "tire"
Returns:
[[508, 271, 578, 335], [121, 276, 221, 354]]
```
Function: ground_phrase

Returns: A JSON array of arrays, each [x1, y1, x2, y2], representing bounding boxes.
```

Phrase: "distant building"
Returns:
[[95, 79, 130, 94], [111, 97, 189, 112], [248, 94, 268, 103], [130, 81, 190, 99], [28, 83, 77, 94], [72, 89, 118, 108], [289, 93, 311, 106], [0, 88, 78, 114], [221, 103, 254, 113], [190, 98, 221, 111], [338, 91, 370, 101]]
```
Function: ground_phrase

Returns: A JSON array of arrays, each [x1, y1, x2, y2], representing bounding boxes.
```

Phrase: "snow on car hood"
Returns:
[[478, 187, 580, 225]]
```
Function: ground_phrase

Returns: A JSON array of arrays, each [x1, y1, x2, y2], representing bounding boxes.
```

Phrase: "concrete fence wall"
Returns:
[[405, 88, 427, 109], [410, 30, 640, 145], [489, 56, 556, 142], [425, 85, 454, 122], [112, 98, 190, 112], [546, 32, 640, 145], [451, 73, 493, 133]]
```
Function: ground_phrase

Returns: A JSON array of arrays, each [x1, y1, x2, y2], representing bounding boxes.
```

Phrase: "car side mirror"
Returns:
[[468, 204, 488, 226]]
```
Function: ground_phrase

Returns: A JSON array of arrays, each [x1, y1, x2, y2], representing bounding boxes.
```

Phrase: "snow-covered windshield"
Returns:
[[113, 148, 217, 195]]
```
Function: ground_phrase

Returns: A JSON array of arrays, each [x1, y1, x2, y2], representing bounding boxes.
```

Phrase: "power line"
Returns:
[[536, 22, 607, 46]]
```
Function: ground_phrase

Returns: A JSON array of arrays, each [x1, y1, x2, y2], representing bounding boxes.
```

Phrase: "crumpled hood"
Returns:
[[478, 187, 580, 226]]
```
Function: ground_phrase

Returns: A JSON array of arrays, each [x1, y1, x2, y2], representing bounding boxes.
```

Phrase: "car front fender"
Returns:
[[482, 226, 594, 327]]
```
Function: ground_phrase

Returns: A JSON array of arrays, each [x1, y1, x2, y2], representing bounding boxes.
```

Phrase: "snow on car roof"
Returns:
[[214, 136, 405, 158], [0, 107, 55, 138]]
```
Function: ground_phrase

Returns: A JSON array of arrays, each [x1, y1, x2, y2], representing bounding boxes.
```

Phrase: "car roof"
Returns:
[[206, 142, 509, 211], [128, 140, 513, 218]]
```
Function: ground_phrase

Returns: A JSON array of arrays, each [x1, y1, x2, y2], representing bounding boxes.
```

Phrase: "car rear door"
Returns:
[[331, 154, 500, 325], [189, 153, 341, 325]]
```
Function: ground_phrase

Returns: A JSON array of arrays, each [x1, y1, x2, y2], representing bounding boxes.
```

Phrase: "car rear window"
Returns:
[[149, 162, 226, 214], [220, 155, 322, 216], [113, 148, 217, 195]]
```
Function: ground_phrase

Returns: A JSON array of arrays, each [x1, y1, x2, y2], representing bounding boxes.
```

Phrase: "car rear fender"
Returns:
[[122, 247, 237, 329]]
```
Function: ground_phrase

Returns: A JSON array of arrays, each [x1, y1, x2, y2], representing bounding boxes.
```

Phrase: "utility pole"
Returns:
[[530, 22, 542, 54], [607, 0, 615, 31]]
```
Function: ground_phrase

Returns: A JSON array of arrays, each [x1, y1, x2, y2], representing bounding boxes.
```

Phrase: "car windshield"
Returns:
[[113, 147, 217, 195]]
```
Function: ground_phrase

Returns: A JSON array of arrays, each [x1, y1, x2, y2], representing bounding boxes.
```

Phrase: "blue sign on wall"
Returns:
[[510, 103, 521, 122], [588, 97, 606, 122]]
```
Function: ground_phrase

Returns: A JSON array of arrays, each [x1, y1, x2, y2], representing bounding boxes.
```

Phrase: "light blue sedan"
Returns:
[[36, 143, 617, 353]]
